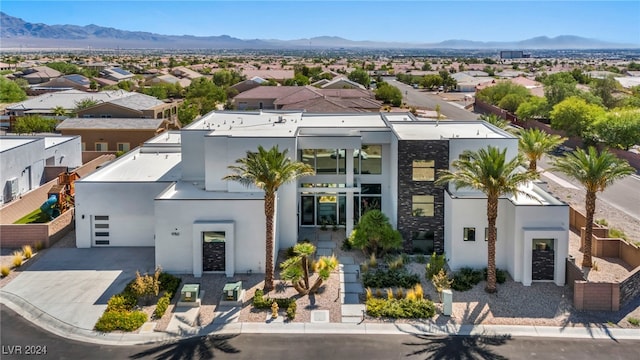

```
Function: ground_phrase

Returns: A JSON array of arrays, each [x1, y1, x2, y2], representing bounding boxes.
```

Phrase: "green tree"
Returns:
[[45, 62, 82, 75], [476, 82, 530, 107], [212, 70, 245, 87], [348, 209, 402, 257], [0, 77, 27, 102], [375, 82, 402, 106], [420, 74, 443, 90], [435, 146, 538, 293], [280, 243, 338, 295], [590, 75, 619, 109], [552, 147, 634, 267], [13, 115, 57, 134], [177, 100, 200, 126], [51, 106, 67, 117], [185, 78, 226, 115], [223, 145, 314, 291], [498, 93, 528, 113], [515, 96, 549, 121], [74, 98, 99, 114], [594, 109, 640, 150], [518, 128, 567, 172], [348, 68, 371, 87], [543, 72, 579, 107], [550, 96, 606, 138]]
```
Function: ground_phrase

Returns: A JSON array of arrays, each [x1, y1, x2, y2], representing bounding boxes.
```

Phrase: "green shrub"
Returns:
[[1, 265, 10, 277], [154, 292, 172, 319], [426, 252, 446, 280], [362, 268, 420, 289], [609, 228, 628, 241], [286, 301, 297, 320], [286, 246, 296, 258], [131, 268, 161, 301], [628, 317, 640, 326], [94, 310, 148, 332], [595, 218, 608, 226], [106, 295, 133, 312], [414, 254, 427, 264], [452, 267, 483, 291], [366, 297, 435, 318], [483, 267, 508, 284], [387, 255, 404, 270], [158, 272, 181, 295], [340, 238, 353, 251]]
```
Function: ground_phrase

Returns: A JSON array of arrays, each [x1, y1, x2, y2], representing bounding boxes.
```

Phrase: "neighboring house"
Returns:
[[451, 73, 495, 92], [171, 66, 203, 81], [56, 118, 170, 152], [0, 135, 82, 204], [5, 89, 130, 117], [615, 76, 640, 89], [28, 74, 92, 95], [319, 76, 366, 90], [240, 69, 294, 81], [74, 111, 568, 287], [145, 74, 191, 88], [100, 67, 135, 82], [12, 66, 62, 85], [476, 77, 545, 98], [233, 85, 379, 112], [76, 92, 179, 127], [229, 76, 266, 95]]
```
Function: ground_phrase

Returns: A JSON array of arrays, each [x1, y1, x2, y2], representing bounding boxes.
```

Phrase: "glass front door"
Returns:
[[300, 193, 346, 226]]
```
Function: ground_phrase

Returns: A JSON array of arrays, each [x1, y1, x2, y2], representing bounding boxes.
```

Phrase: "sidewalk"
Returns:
[[2, 289, 639, 347]]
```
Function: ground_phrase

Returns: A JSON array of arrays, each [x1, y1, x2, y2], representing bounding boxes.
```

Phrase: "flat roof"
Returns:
[[390, 121, 510, 140], [156, 181, 265, 200], [44, 136, 76, 148], [0, 137, 39, 152], [80, 150, 181, 182], [145, 131, 181, 145]]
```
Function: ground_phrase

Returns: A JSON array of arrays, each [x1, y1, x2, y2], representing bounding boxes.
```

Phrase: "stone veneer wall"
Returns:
[[619, 267, 640, 307], [396, 140, 449, 254]]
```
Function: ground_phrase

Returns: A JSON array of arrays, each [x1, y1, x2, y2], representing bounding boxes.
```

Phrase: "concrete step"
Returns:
[[316, 248, 333, 257], [317, 241, 336, 249], [345, 283, 363, 293], [338, 256, 355, 265], [342, 304, 366, 317], [343, 273, 358, 283], [342, 264, 360, 274], [343, 293, 360, 304]]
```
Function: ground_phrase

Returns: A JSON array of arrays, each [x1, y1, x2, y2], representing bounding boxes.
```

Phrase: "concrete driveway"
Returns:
[[1, 247, 154, 330]]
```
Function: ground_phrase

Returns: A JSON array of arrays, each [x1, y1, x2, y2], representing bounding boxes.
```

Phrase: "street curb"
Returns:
[[2, 289, 639, 345]]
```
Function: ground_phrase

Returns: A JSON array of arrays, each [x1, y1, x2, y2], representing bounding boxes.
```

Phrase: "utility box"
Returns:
[[180, 284, 200, 302], [442, 289, 452, 316], [222, 281, 242, 301]]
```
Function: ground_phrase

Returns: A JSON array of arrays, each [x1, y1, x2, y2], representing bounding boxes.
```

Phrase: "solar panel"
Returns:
[[111, 67, 132, 76], [65, 74, 90, 85]]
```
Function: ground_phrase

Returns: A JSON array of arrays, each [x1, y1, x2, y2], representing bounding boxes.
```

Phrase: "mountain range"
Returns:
[[1, 12, 637, 50]]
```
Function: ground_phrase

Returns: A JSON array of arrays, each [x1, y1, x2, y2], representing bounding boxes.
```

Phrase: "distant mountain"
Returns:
[[1, 12, 637, 50]]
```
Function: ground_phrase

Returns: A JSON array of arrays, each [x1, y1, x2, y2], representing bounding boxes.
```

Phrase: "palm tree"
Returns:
[[552, 147, 634, 268], [479, 114, 511, 132], [518, 128, 567, 173], [223, 145, 314, 291], [435, 146, 538, 293], [52, 106, 67, 117]]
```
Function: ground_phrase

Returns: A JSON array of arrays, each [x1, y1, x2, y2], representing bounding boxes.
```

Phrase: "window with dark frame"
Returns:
[[463, 227, 476, 241]]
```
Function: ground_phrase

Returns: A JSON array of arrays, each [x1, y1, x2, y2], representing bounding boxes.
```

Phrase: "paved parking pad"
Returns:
[[2, 247, 154, 330]]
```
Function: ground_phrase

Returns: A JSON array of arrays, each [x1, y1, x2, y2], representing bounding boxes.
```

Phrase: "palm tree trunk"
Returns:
[[264, 192, 276, 292], [582, 191, 596, 268], [528, 158, 537, 173], [485, 196, 498, 293]]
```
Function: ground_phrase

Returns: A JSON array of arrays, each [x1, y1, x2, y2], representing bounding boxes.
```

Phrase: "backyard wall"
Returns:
[[0, 208, 73, 248], [573, 281, 620, 311], [565, 257, 586, 290]]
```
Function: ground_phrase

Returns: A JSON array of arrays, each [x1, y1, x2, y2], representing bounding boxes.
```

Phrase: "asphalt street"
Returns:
[[2, 305, 638, 360]]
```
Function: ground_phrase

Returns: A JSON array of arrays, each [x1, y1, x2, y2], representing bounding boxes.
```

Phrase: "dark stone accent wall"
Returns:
[[532, 250, 555, 280], [396, 140, 449, 254], [203, 242, 225, 272], [619, 267, 640, 307]]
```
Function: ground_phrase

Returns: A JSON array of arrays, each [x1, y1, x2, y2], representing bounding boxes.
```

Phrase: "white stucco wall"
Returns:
[[180, 129, 209, 182], [44, 136, 82, 169], [74, 182, 170, 247], [445, 191, 569, 286], [154, 197, 266, 276], [0, 139, 45, 203]]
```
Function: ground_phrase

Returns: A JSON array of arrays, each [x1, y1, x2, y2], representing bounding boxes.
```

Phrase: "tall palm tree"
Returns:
[[223, 145, 314, 291], [518, 128, 567, 173], [552, 147, 634, 268], [52, 106, 67, 117], [479, 113, 511, 132], [435, 146, 538, 293]]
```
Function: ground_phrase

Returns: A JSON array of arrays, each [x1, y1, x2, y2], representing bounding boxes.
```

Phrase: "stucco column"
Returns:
[[346, 149, 355, 236]]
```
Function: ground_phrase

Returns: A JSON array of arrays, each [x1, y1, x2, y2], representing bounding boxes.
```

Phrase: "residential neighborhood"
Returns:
[[1, 2, 640, 357]]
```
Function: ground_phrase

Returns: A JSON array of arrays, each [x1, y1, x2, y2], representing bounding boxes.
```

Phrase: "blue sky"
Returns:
[[2, 1, 639, 44]]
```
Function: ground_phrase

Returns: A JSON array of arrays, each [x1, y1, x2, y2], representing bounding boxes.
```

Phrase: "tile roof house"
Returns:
[[233, 86, 379, 112], [318, 76, 366, 90], [29, 74, 92, 95], [56, 118, 171, 152], [13, 66, 62, 85], [99, 67, 135, 82], [5, 89, 132, 116], [145, 73, 192, 88]]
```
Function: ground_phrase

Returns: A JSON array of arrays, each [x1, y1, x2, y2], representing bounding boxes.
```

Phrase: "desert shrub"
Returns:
[[628, 317, 640, 326], [452, 267, 483, 291], [366, 297, 436, 318], [131, 267, 161, 304], [483, 267, 508, 284], [414, 254, 427, 264], [341, 238, 353, 251], [154, 292, 172, 319], [253, 289, 295, 309], [21, 245, 33, 259], [12, 252, 23, 267], [286, 301, 297, 320], [387, 255, 404, 270], [158, 272, 181, 295], [609, 228, 628, 241], [595, 218, 608, 226], [432, 269, 453, 301], [413, 284, 424, 300], [94, 310, 147, 332], [368, 253, 378, 268], [34, 241, 44, 251], [426, 252, 447, 280], [365, 287, 373, 301], [106, 295, 133, 312], [348, 210, 402, 257], [362, 268, 420, 289], [286, 246, 296, 258], [1, 265, 10, 277], [395, 288, 404, 300], [405, 289, 417, 301]]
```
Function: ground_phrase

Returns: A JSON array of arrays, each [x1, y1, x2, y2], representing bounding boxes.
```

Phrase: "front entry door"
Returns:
[[532, 238, 554, 281], [203, 231, 225, 272]]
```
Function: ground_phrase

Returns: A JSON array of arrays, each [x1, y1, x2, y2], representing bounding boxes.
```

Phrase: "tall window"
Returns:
[[117, 143, 130, 152], [95, 142, 108, 151], [412, 195, 434, 217], [355, 145, 382, 175], [354, 183, 382, 222], [412, 160, 435, 181]]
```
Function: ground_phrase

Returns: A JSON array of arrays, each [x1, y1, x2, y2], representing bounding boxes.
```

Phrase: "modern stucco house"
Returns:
[[74, 111, 568, 286]]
